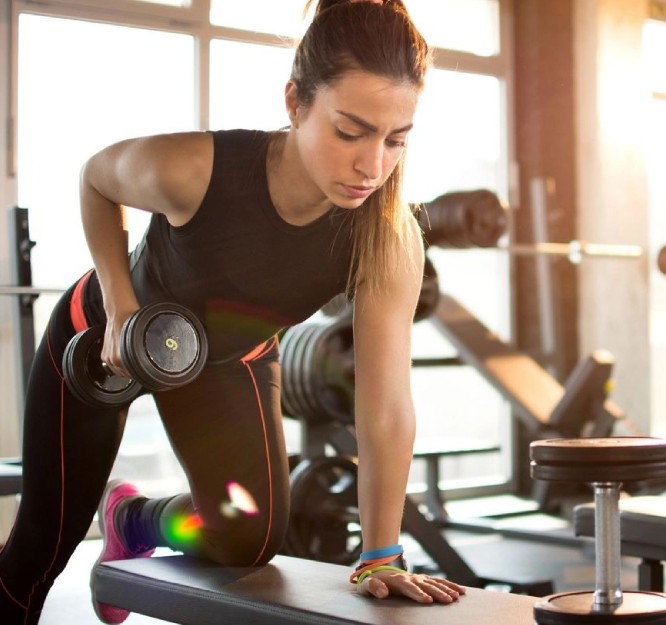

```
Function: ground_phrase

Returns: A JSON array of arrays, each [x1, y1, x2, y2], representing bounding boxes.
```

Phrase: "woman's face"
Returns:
[[288, 70, 419, 210]]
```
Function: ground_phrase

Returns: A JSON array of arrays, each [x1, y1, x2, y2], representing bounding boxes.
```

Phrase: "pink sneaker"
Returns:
[[91, 480, 155, 624]]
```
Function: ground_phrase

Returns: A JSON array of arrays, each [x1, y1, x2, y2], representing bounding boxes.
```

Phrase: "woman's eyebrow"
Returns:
[[336, 110, 413, 134]]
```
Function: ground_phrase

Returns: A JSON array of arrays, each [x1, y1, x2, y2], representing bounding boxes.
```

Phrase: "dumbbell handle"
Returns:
[[593, 482, 623, 608]]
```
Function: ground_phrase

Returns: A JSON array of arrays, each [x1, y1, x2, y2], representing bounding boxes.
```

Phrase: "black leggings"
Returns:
[[0, 280, 290, 625]]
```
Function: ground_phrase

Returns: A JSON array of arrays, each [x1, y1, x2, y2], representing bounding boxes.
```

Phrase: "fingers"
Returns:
[[358, 571, 465, 604]]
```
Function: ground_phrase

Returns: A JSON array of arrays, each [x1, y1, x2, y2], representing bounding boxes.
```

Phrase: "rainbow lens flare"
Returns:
[[220, 481, 259, 518]]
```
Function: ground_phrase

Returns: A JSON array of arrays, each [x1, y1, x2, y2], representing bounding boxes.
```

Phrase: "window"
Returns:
[[210, 0, 310, 37], [405, 0, 500, 56], [209, 39, 295, 130], [17, 12, 196, 496]]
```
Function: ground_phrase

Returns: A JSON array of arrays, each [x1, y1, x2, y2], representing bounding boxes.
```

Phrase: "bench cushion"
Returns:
[[93, 554, 537, 625], [574, 495, 666, 558]]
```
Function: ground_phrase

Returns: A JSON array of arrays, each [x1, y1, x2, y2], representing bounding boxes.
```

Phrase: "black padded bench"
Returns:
[[0, 459, 22, 497], [574, 495, 666, 591], [93, 554, 538, 625]]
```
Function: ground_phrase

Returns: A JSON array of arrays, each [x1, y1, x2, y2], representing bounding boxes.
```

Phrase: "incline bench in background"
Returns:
[[434, 292, 624, 440], [93, 554, 538, 625]]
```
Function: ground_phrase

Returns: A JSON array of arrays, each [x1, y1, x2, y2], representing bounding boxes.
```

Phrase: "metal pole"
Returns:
[[0, 286, 65, 296]]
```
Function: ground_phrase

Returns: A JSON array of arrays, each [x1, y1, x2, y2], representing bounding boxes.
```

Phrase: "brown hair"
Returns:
[[293, 0, 430, 295]]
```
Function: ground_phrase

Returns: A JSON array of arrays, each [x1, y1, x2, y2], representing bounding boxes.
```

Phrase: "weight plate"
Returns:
[[283, 322, 317, 419], [121, 302, 208, 391], [297, 322, 335, 422], [287, 456, 361, 565], [304, 319, 355, 425], [62, 326, 141, 408], [278, 326, 302, 419]]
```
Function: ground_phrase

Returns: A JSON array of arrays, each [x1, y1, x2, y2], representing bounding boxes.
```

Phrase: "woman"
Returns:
[[0, 1, 465, 623]]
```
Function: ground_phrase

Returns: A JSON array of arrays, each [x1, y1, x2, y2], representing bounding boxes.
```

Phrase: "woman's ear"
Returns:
[[285, 81, 300, 128]]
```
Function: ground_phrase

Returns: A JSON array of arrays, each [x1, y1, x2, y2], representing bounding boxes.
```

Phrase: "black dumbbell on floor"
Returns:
[[530, 437, 666, 624], [63, 302, 208, 408]]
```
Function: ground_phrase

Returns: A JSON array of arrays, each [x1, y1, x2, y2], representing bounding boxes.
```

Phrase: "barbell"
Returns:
[[0, 286, 65, 296], [419, 189, 646, 265]]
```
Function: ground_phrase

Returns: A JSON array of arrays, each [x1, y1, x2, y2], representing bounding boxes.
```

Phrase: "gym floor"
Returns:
[[38, 517, 642, 625]]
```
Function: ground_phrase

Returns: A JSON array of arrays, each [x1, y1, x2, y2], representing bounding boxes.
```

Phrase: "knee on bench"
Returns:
[[195, 518, 288, 567]]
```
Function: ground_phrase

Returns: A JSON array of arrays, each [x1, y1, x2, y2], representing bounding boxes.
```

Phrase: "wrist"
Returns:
[[349, 553, 408, 584]]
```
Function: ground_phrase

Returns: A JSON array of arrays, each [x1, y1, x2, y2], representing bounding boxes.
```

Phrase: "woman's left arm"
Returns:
[[352, 215, 465, 603]]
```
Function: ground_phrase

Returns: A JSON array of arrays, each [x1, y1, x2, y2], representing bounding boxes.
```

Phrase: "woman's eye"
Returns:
[[335, 128, 360, 141], [387, 138, 407, 148]]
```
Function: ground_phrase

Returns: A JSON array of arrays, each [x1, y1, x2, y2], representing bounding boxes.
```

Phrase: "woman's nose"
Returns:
[[354, 142, 383, 181]]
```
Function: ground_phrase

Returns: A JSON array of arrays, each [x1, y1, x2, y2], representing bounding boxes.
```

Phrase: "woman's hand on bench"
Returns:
[[357, 570, 466, 604]]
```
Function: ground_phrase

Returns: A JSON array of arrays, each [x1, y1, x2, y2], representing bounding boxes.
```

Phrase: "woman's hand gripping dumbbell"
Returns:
[[63, 302, 208, 408]]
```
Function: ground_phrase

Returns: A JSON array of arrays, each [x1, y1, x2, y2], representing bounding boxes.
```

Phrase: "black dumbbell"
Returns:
[[63, 302, 208, 408]]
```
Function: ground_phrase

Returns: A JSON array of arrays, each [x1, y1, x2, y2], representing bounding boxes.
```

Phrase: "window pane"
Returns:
[[210, 0, 310, 37], [209, 39, 295, 130], [405, 69, 502, 203], [405, 0, 500, 56], [406, 67, 509, 486], [18, 14, 195, 294], [211, 0, 499, 55]]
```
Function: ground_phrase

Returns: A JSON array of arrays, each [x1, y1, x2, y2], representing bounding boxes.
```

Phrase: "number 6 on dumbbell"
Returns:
[[63, 302, 208, 408]]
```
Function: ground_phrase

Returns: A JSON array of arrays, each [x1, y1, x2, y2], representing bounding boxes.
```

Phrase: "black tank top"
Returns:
[[123, 129, 354, 362]]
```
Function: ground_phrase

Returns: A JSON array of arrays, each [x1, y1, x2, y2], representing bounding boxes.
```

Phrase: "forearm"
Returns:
[[355, 407, 416, 551]]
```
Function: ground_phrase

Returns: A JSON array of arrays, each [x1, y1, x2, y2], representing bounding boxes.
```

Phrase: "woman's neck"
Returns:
[[266, 131, 333, 226]]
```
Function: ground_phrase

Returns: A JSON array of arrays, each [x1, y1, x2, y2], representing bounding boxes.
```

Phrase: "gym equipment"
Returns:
[[281, 315, 355, 425], [284, 455, 361, 565], [575, 495, 666, 592], [433, 293, 623, 439], [62, 302, 208, 408], [92, 554, 539, 625], [417, 189, 644, 263], [279, 431, 553, 594], [418, 189, 508, 249], [503, 240, 643, 263], [318, 253, 440, 323], [0, 286, 64, 295], [0, 458, 22, 497], [281, 255, 440, 425], [416, 254, 440, 321], [530, 437, 666, 623]]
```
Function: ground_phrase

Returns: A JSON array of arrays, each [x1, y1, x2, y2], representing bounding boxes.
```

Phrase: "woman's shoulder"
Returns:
[[209, 128, 272, 153]]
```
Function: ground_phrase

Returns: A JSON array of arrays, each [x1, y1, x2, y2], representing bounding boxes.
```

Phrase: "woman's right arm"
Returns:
[[78, 132, 213, 374]]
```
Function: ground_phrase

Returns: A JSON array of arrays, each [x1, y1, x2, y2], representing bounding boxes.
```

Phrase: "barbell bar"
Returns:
[[0, 286, 65, 296], [498, 240, 644, 264]]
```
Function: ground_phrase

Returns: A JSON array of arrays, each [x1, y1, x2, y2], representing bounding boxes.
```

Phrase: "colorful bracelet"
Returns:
[[357, 565, 408, 586], [349, 553, 408, 584], [359, 544, 403, 561]]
